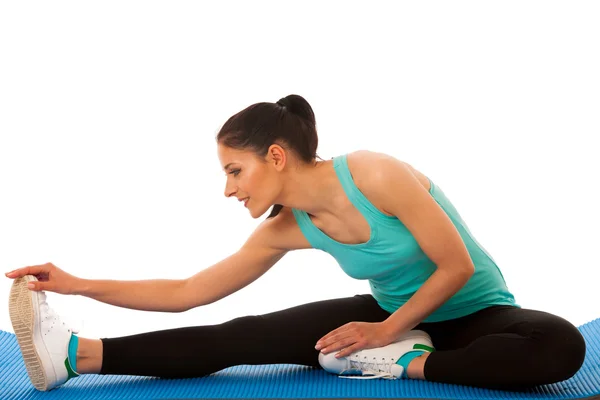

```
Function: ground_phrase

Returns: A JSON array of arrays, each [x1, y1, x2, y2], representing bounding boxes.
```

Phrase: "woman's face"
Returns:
[[217, 143, 283, 218]]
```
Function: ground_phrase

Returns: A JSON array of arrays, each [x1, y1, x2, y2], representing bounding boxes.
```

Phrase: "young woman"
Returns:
[[6, 94, 586, 392]]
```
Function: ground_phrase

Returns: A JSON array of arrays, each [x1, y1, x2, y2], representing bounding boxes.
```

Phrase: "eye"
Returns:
[[229, 169, 241, 177]]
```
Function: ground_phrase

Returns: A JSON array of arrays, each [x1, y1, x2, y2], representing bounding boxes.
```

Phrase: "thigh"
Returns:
[[245, 293, 391, 365], [415, 305, 579, 351], [256, 293, 391, 341]]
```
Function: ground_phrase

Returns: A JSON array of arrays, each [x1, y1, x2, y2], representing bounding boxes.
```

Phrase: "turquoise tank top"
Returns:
[[291, 153, 520, 323]]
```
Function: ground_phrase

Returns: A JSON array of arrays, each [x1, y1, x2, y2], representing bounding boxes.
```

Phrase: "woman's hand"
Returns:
[[315, 321, 397, 358], [5, 262, 81, 295]]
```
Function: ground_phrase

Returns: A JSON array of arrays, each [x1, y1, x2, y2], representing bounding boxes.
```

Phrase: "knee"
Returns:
[[536, 319, 586, 383], [559, 326, 586, 379]]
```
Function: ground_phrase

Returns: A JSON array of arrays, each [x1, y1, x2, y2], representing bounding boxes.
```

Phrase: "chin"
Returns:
[[245, 203, 258, 218], [249, 204, 270, 219]]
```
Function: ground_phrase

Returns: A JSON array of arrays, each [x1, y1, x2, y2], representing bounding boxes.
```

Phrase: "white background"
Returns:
[[1, 1, 598, 340]]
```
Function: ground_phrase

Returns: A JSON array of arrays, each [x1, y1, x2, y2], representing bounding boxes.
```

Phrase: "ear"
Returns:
[[266, 144, 287, 171]]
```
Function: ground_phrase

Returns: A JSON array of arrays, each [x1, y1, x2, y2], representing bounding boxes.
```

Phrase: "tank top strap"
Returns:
[[333, 154, 397, 223], [290, 208, 326, 250]]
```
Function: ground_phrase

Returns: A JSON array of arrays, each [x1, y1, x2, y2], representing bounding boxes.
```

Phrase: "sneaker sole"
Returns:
[[8, 276, 53, 391]]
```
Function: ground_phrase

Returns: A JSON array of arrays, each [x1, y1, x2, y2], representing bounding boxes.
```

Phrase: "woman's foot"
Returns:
[[8, 275, 81, 391], [318, 330, 435, 380]]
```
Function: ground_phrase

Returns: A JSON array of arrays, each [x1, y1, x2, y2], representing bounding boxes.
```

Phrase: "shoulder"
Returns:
[[345, 150, 425, 216], [250, 206, 313, 252], [346, 149, 397, 172], [346, 152, 475, 271]]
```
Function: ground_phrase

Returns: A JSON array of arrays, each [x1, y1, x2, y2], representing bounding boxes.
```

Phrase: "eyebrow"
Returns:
[[223, 163, 236, 171]]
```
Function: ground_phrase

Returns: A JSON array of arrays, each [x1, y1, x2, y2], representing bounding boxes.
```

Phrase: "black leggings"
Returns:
[[99, 294, 586, 391]]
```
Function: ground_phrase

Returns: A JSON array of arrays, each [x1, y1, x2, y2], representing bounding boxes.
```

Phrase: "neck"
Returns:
[[275, 158, 342, 218]]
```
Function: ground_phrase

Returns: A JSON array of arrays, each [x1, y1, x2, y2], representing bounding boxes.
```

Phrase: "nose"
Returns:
[[224, 187, 235, 198], [224, 180, 236, 198]]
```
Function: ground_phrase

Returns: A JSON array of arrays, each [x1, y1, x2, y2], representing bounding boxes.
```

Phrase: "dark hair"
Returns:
[[216, 94, 324, 219]]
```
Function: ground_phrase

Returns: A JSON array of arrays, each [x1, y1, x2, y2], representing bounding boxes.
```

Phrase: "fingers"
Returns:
[[321, 342, 358, 358], [316, 334, 338, 350], [319, 336, 356, 355], [318, 328, 355, 346], [2, 270, 47, 291], [27, 280, 47, 292], [335, 343, 362, 358], [5, 265, 48, 279], [316, 324, 352, 349]]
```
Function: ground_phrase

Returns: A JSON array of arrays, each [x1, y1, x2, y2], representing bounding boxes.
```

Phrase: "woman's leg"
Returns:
[[97, 294, 391, 378], [415, 305, 586, 391], [76, 337, 104, 374]]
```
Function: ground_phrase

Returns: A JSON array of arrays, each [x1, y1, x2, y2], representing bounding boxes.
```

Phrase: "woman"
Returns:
[[6, 94, 586, 392]]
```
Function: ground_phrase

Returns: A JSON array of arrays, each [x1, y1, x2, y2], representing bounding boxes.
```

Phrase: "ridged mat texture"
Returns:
[[1, 318, 600, 400]]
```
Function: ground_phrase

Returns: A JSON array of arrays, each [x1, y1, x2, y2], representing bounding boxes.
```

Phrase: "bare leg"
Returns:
[[406, 352, 430, 380], [76, 337, 103, 374]]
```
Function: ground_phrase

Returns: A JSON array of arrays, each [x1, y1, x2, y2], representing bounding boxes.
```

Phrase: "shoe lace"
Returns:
[[39, 291, 81, 334], [338, 354, 398, 380]]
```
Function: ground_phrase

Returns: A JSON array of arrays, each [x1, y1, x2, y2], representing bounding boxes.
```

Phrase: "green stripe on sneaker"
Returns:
[[64, 357, 80, 380], [413, 343, 435, 352]]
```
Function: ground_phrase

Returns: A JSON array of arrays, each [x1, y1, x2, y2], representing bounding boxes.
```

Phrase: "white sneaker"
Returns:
[[8, 275, 80, 391], [318, 330, 434, 380]]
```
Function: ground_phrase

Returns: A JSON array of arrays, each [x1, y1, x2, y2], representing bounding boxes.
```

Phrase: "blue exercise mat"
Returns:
[[1, 318, 600, 400]]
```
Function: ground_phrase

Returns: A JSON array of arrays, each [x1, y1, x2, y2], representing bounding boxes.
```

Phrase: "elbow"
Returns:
[[176, 298, 207, 313], [174, 279, 195, 313], [455, 257, 475, 276], [175, 298, 199, 313], [461, 263, 475, 279], [439, 261, 475, 278], [174, 305, 189, 313], [457, 261, 475, 276], [174, 301, 197, 313]]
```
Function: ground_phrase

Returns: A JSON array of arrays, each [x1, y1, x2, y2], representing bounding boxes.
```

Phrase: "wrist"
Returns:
[[71, 278, 89, 296], [380, 320, 401, 342]]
